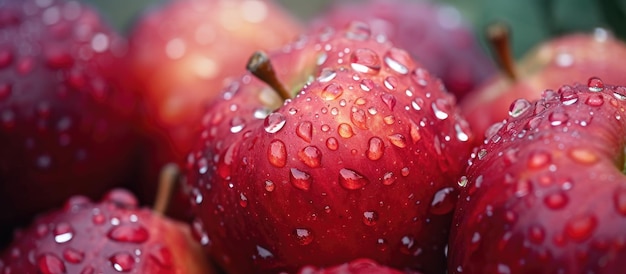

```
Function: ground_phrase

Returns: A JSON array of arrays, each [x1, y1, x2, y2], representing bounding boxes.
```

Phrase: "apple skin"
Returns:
[[461, 30, 626, 142], [184, 22, 474, 274], [0, 189, 213, 274], [310, 0, 496, 100], [449, 80, 626, 273], [298, 258, 421, 274], [125, 0, 303, 208]]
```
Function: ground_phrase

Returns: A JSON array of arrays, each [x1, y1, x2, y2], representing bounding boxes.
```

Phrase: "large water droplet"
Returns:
[[326, 137, 338, 150], [430, 187, 457, 215], [109, 252, 135, 272], [559, 86, 579, 105], [63, 248, 85, 264], [411, 68, 429, 87], [585, 94, 604, 107], [290, 168, 312, 191], [267, 140, 287, 168], [587, 77, 604, 92], [107, 225, 150, 243], [298, 146, 322, 168], [345, 21, 371, 41], [318, 68, 337, 83], [380, 93, 396, 111], [366, 137, 384, 161], [338, 123, 355, 138], [230, 117, 245, 133], [544, 192, 568, 209], [565, 214, 597, 241], [360, 79, 375, 92], [568, 147, 599, 165], [293, 228, 314, 245], [527, 150, 551, 169], [38, 253, 66, 274], [256, 245, 274, 259], [53, 222, 74, 243], [350, 109, 368, 130], [338, 168, 369, 190], [296, 121, 313, 143], [322, 83, 344, 100], [263, 113, 286, 133], [350, 48, 380, 74], [383, 76, 398, 91], [387, 134, 407, 148], [382, 172, 396, 185], [363, 211, 379, 226], [508, 99, 531, 118], [384, 48, 411, 74], [432, 99, 450, 120]]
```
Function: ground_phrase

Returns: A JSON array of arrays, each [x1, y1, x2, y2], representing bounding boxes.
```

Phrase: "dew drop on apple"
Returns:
[[293, 228, 314, 245], [38, 253, 66, 274], [363, 211, 379, 226], [321, 83, 344, 101], [585, 94, 604, 107], [613, 187, 626, 215], [587, 77, 604, 92], [382, 172, 396, 185], [515, 179, 533, 197], [264, 180, 275, 192], [53, 222, 74, 243], [318, 68, 337, 83], [411, 97, 424, 111], [411, 68, 429, 87], [381, 93, 396, 110], [326, 137, 338, 150], [294, 122, 312, 143], [366, 137, 384, 161], [239, 193, 248, 208], [432, 99, 450, 120], [384, 76, 397, 91], [290, 168, 312, 191], [565, 214, 597, 241], [613, 87, 626, 100], [345, 21, 371, 41], [360, 79, 375, 92], [229, 117, 245, 133], [388, 134, 407, 148], [268, 140, 287, 168], [109, 252, 135, 272], [527, 150, 551, 169], [316, 52, 328, 65], [350, 48, 380, 74], [383, 115, 395, 125], [409, 123, 421, 143], [430, 187, 457, 215], [455, 123, 470, 142], [298, 146, 322, 168], [107, 225, 150, 243], [263, 113, 286, 133], [544, 192, 568, 209], [384, 48, 411, 75], [508, 98, 531, 118], [255, 245, 274, 260], [339, 168, 369, 190], [401, 167, 410, 177], [558, 86, 579, 105], [338, 123, 355, 138], [350, 109, 368, 130], [400, 235, 415, 255], [63, 248, 84, 264], [548, 111, 569, 126], [528, 225, 545, 243], [457, 176, 468, 187]]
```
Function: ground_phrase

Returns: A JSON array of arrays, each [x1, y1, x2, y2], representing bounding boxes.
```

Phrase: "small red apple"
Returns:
[[0, 188, 213, 273], [461, 25, 626, 141], [449, 79, 626, 273], [185, 22, 474, 273]]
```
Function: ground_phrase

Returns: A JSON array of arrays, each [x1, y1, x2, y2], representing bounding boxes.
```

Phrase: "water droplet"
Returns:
[[508, 99, 532, 118], [383, 76, 397, 91], [350, 48, 380, 74], [411, 68, 429, 87], [458, 176, 468, 187], [338, 123, 355, 138], [568, 147, 599, 165], [230, 117, 245, 133], [360, 79, 375, 92], [455, 123, 470, 142], [239, 193, 248, 208], [528, 225, 545, 243], [409, 122, 422, 143], [38, 253, 66, 274], [256, 245, 274, 259], [295, 121, 313, 143], [63, 248, 84, 263], [559, 86, 579, 105], [432, 99, 450, 120], [149, 247, 173, 268], [585, 94, 604, 107], [298, 146, 322, 168], [290, 168, 312, 191], [107, 225, 149, 243], [387, 134, 407, 148], [401, 167, 410, 177], [548, 112, 569, 126], [614, 187, 626, 215], [339, 168, 369, 190], [267, 140, 287, 168], [544, 192, 568, 209], [316, 52, 328, 65], [363, 211, 379, 226], [318, 68, 337, 83], [380, 93, 396, 110], [383, 115, 395, 125], [350, 109, 368, 130], [109, 252, 135, 272], [565, 214, 597, 241], [400, 235, 415, 255], [54, 222, 74, 243], [264, 180, 276, 192], [430, 187, 457, 215], [384, 48, 411, 74], [321, 83, 344, 100], [367, 137, 384, 161], [263, 113, 286, 133], [326, 137, 338, 150], [382, 172, 396, 186], [515, 179, 533, 197], [587, 77, 604, 92], [411, 97, 424, 111], [613, 87, 626, 100], [527, 150, 551, 169], [345, 21, 371, 41]]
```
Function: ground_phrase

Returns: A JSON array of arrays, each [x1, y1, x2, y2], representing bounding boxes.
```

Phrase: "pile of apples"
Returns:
[[2, 0, 626, 273]]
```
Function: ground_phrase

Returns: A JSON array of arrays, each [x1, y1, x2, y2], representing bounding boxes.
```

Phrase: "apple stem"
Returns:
[[153, 163, 180, 215], [246, 50, 291, 101], [486, 21, 517, 81]]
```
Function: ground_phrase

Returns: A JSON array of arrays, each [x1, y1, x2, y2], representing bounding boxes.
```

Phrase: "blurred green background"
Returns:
[[82, 0, 626, 59]]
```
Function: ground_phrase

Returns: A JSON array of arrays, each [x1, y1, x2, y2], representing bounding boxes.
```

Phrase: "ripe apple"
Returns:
[[449, 79, 626, 273], [0, 188, 213, 273], [461, 25, 626, 141], [125, 0, 303, 207], [310, 0, 496, 100], [184, 22, 474, 273], [0, 0, 140, 242]]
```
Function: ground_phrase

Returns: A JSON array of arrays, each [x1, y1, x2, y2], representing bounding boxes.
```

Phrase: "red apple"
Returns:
[[0, 0, 140, 241], [0, 188, 213, 273], [125, 0, 304, 208], [449, 79, 626, 273], [461, 25, 626, 142], [184, 22, 474, 273], [310, 0, 496, 100], [298, 258, 420, 274]]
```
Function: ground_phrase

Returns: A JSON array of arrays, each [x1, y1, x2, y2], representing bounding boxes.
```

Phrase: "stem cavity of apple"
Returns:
[[486, 21, 518, 81], [246, 50, 291, 101], [153, 163, 180, 215]]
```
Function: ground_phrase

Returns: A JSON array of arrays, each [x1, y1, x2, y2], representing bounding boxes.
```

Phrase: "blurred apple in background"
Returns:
[[123, 0, 303, 210]]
